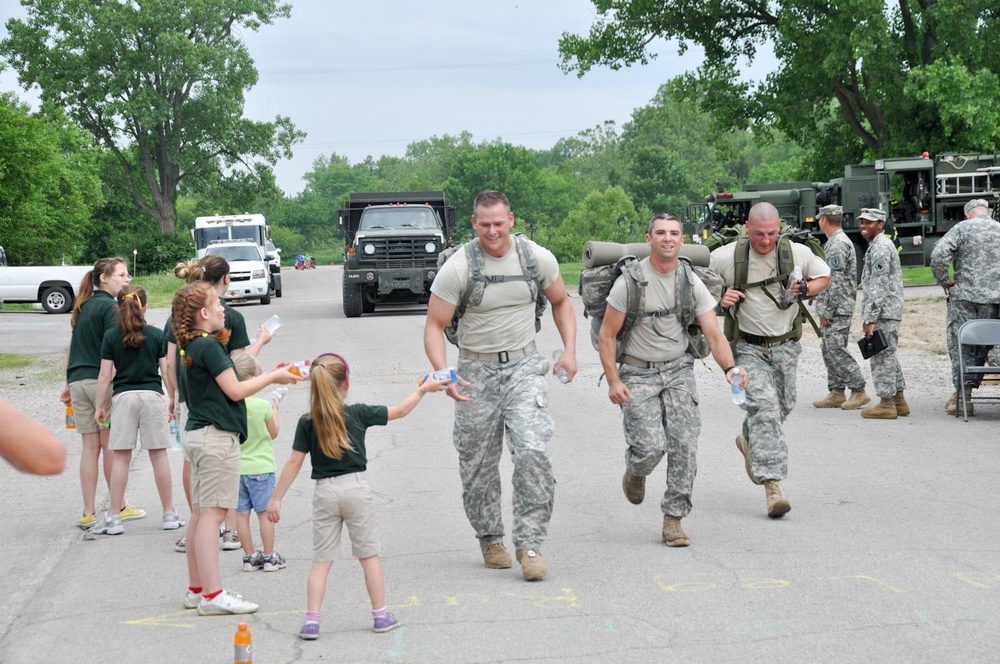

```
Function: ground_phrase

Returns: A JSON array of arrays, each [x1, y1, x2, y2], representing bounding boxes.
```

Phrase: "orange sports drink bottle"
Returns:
[[65, 403, 76, 430], [234, 622, 252, 663], [289, 360, 311, 378]]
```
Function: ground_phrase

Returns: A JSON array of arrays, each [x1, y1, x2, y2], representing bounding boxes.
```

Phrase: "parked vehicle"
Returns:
[[194, 214, 281, 297], [338, 191, 455, 317], [203, 240, 272, 306], [0, 246, 92, 314]]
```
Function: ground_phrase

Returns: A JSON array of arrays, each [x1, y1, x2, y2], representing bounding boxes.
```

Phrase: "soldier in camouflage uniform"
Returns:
[[930, 198, 1000, 415], [858, 208, 909, 419], [813, 205, 869, 410], [424, 190, 577, 582], [598, 214, 740, 547], [710, 203, 830, 518]]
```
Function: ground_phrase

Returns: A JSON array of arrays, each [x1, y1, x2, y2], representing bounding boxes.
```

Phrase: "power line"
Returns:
[[258, 59, 554, 76]]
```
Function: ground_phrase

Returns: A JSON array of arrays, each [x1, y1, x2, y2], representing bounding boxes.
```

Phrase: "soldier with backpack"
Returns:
[[709, 202, 830, 518], [598, 213, 742, 547], [423, 190, 576, 582]]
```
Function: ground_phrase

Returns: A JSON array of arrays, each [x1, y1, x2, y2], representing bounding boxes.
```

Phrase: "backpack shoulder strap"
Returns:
[[455, 239, 483, 318], [511, 233, 540, 299], [677, 258, 696, 327], [617, 258, 646, 360]]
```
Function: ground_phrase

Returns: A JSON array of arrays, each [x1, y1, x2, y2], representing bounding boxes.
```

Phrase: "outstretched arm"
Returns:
[[0, 400, 66, 475]]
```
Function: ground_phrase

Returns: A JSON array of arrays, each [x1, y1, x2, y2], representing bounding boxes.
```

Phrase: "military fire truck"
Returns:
[[687, 153, 1000, 268]]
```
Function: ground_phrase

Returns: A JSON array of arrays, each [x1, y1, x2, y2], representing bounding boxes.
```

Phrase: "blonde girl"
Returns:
[[266, 353, 449, 640], [172, 282, 296, 616]]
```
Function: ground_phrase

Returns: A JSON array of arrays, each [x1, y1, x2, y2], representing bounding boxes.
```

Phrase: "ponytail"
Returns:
[[116, 285, 147, 348], [171, 283, 231, 367], [71, 257, 126, 327], [309, 354, 352, 459]]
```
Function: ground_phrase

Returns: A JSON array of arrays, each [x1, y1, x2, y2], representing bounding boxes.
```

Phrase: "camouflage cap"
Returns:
[[858, 208, 886, 222], [817, 204, 843, 217], [964, 199, 992, 215]]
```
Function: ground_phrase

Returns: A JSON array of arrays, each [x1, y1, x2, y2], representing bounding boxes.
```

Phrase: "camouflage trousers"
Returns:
[[735, 339, 801, 482], [454, 351, 555, 551], [869, 320, 905, 398], [946, 299, 1000, 389], [619, 355, 699, 518], [820, 316, 865, 391]]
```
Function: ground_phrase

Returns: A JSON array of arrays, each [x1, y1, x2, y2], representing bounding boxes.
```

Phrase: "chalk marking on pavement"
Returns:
[[914, 609, 945, 631], [502, 587, 581, 608], [654, 574, 903, 594], [122, 609, 302, 629], [952, 573, 1000, 588], [439, 593, 490, 606]]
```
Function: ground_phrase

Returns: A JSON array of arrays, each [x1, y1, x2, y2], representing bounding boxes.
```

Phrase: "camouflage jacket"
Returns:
[[861, 234, 904, 323], [929, 215, 1000, 304], [815, 229, 857, 318]]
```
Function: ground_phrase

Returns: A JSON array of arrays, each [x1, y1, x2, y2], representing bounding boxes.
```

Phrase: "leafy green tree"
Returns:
[[545, 186, 641, 262], [558, 1, 1000, 162], [1, 0, 303, 235], [0, 94, 102, 264]]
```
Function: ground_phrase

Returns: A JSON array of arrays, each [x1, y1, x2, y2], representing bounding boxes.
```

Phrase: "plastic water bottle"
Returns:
[[270, 386, 289, 405], [552, 350, 569, 384], [786, 265, 803, 304], [234, 622, 252, 663], [420, 368, 457, 386], [65, 403, 76, 429], [169, 420, 182, 450], [730, 367, 746, 405], [249, 314, 282, 345]]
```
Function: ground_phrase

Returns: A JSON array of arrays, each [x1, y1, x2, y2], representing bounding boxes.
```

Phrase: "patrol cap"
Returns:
[[858, 208, 886, 223], [964, 198, 992, 215], [817, 204, 843, 217]]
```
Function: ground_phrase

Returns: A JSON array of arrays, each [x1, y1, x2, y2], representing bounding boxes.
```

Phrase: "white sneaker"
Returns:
[[197, 590, 259, 616], [183, 590, 200, 610], [162, 509, 185, 531], [221, 530, 241, 551]]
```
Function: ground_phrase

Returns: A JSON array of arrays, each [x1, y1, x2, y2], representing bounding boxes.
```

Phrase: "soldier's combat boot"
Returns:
[[841, 388, 871, 410], [662, 516, 690, 547], [861, 397, 897, 419], [763, 480, 790, 518], [945, 387, 974, 416], [893, 390, 910, 416], [735, 435, 761, 485], [621, 471, 645, 505], [813, 388, 846, 408], [515, 549, 547, 581], [481, 542, 512, 569]]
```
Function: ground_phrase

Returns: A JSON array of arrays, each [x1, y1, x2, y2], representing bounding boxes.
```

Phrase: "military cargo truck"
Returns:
[[338, 191, 456, 317]]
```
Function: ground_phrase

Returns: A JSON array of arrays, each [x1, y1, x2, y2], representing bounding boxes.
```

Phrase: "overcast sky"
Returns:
[[1, 1, 728, 194]]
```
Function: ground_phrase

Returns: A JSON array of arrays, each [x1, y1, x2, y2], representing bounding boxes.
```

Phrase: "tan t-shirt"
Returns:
[[606, 258, 718, 362], [431, 237, 560, 352], [710, 242, 830, 337]]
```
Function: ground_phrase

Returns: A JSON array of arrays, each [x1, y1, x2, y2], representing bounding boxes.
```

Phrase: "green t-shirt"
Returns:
[[181, 335, 247, 442], [164, 303, 250, 404], [67, 291, 118, 383], [240, 396, 276, 474], [100, 325, 166, 396], [292, 403, 388, 480]]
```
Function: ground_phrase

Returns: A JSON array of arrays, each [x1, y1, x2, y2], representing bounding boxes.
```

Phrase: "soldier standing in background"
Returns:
[[929, 198, 1000, 416], [813, 205, 869, 410], [858, 208, 909, 419]]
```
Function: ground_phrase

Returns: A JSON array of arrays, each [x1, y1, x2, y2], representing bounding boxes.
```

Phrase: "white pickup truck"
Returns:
[[0, 246, 92, 314]]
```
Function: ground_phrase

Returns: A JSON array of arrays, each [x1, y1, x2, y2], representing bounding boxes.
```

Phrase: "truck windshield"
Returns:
[[359, 206, 439, 230], [195, 226, 265, 250], [206, 246, 261, 262]]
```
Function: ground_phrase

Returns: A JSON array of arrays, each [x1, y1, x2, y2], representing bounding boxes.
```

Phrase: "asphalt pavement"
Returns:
[[0, 267, 997, 663]]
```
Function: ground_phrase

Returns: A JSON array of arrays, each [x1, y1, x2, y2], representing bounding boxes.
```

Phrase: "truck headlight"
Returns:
[[424, 242, 436, 253], [363, 244, 376, 255], [252, 269, 265, 279]]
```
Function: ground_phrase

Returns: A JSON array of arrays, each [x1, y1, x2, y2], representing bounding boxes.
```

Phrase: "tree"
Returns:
[[558, 1, 1000, 162], [545, 187, 642, 262], [1, 0, 303, 234], [0, 94, 102, 264]]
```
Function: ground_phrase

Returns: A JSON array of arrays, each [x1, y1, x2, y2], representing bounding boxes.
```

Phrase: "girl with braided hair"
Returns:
[[172, 282, 298, 616], [60, 257, 145, 528], [91, 286, 183, 536], [164, 255, 274, 553]]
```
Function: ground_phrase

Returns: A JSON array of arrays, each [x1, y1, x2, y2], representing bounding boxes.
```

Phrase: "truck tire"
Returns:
[[343, 281, 363, 318], [362, 297, 375, 314], [41, 286, 73, 314]]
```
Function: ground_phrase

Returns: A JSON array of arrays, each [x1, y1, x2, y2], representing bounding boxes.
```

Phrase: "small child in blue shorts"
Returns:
[[232, 354, 285, 572]]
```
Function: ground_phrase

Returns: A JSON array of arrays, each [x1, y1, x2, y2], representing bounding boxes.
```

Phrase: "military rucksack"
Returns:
[[579, 254, 724, 362], [704, 223, 825, 343], [437, 233, 547, 346]]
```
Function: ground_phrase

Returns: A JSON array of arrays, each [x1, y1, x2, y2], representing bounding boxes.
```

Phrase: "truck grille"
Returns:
[[362, 238, 436, 268]]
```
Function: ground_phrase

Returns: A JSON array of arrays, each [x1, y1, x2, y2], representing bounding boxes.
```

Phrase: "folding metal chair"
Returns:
[[955, 319, 1000, 421]]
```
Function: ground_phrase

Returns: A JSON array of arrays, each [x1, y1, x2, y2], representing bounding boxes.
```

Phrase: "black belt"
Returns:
[[740, 332, 793, 347], [459, 342, 536, 364]]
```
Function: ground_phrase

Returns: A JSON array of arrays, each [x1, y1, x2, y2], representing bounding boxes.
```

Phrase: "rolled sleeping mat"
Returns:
[[582, 241, 710, 268]]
